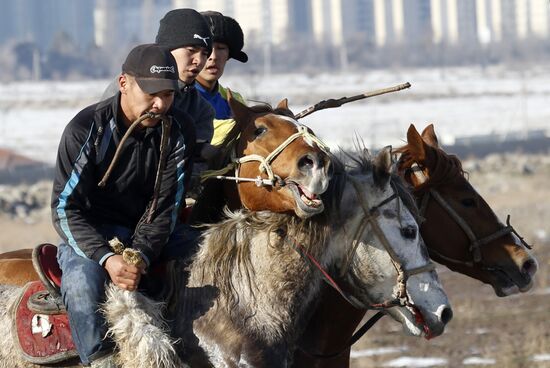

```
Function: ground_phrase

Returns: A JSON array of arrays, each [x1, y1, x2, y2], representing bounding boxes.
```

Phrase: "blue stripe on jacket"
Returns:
[[56, 122, 95, 258]]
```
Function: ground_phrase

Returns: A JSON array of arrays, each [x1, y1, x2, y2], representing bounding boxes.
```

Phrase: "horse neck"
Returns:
[[188, 211, 331, 344]]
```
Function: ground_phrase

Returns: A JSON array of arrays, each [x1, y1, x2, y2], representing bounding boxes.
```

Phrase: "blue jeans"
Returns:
[[57, 223, 200, 365]]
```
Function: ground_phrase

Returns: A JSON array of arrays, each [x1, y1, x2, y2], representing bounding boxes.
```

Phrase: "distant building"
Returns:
[[432, 0, 477, 45], [0, 0, 95, 51]]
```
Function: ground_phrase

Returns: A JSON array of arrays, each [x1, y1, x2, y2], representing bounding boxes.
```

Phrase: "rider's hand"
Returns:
[[104, 254, 145, 291]]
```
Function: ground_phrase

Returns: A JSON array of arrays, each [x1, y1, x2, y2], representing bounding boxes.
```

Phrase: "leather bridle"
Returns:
[[410, 163, 532, 269], [345, 176, 436, 309], [201, 124, 330, 187]]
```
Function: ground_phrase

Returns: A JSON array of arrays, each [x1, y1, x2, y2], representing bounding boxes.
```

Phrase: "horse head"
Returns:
[[204, 93, 332, 219], [332, 147, 452, 338], [396, 124, 538, 297]]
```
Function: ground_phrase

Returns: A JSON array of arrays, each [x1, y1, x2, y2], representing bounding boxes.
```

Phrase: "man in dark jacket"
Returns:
[[52, 44, 196, 367]]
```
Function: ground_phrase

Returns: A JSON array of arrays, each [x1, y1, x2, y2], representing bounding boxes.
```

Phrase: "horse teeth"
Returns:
[[301, 194, 321, 208]]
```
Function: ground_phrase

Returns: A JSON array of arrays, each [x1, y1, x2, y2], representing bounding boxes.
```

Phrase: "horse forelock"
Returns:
[[195, 210, 330, 312], [421, 146, 466, 189], [336, 149, 422, 224], [396, 143, 466, 191]]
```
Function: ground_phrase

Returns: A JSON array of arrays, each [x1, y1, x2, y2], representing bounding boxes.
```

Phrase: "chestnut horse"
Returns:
[[0, 94, 332, 287], [191, 95, 331, 224], [291, 124, 538, 368]]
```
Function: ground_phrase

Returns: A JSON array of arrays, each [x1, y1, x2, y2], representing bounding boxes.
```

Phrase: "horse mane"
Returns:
[[339, 147, 422, 225], [192, 209, 330, 312]]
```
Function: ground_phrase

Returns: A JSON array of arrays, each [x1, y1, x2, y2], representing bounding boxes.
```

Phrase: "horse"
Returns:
[[179, 147, 450, 367], [0, 94, 332, 287], [190, 94, 332, 223], [0, 147, 451, 367], [291, 124, 538, 368]]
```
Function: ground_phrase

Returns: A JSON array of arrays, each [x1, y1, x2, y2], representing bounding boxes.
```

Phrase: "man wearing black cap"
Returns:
[[52, 44, 197, 367], [196, 11, 249, 146]]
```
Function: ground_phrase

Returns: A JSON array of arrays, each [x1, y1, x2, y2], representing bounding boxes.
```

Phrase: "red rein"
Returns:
[[412, 306, 433, 340]]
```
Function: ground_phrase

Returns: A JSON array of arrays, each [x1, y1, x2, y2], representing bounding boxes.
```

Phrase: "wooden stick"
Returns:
[[294, 82, 411, 120]]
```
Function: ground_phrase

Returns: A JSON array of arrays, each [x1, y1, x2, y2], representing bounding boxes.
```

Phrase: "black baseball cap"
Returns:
[[122, 44, 179, 94]]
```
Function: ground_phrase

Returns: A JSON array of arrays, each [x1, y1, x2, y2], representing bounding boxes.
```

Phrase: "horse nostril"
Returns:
[[439, 306, 453, 325], [521, 259, 538, 277], [298, 154, 315, 171]]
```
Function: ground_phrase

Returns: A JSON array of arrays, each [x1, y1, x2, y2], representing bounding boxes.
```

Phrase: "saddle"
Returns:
[[13, 243, 79, 364]]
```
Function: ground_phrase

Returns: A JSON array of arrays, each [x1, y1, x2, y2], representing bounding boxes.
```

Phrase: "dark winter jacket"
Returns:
[[51, 93, 195, 266]]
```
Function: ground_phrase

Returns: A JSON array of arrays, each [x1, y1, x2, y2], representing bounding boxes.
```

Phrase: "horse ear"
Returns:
[[276, 98, 289, 110], [374, 146, 392, 188], [406, 124, 427, 162], [228, 89, 251, 129], [421, 124, 439, 148]]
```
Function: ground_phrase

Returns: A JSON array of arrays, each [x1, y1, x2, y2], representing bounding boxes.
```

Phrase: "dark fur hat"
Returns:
[[201, 11, 248, 63]]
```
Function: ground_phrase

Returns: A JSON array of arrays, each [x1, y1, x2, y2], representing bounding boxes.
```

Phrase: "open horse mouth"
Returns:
[[286, 181, 324, 217]]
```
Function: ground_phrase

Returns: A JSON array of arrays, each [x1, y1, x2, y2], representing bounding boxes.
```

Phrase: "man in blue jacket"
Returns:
[[52, 44, 196, 367]]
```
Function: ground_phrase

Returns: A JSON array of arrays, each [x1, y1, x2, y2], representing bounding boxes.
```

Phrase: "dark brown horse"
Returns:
[[291, 124, 538, 368]]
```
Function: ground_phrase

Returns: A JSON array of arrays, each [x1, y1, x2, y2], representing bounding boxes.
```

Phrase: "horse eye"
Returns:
[[460, 198, 476, 208], [254, 126, 267, 137], [400, 225, 417, 239]]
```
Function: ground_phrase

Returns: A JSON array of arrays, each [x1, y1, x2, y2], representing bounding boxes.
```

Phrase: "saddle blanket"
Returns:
[[14, 281, 78, 365]]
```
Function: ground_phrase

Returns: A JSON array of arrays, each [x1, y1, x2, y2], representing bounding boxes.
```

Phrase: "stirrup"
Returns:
[[27, 289, 66, 314], [29, 244, 65, 314]]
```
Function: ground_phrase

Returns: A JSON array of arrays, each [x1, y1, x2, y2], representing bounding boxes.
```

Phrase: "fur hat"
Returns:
[[156, 9, 212, 52], [201, 11, 248, 63]]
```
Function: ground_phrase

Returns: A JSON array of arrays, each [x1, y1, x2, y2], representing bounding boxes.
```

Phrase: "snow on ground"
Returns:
[[463, 357, 496, 365], [532, 354, 550, 362], [350, 346, 408, 358], [381, 356, 448, 367], [1, 65, 549, 165]]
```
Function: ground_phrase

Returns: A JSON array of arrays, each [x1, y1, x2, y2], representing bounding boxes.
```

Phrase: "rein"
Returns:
[[413, 163, 532, 268], [201, 124, 330, 187], [97, 112, 172, 223]]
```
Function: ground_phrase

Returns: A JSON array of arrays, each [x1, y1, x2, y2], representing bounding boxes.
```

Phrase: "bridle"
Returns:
[[294, 174, 436, 359], [201, 124, 330, 187], [345, 175, 436, 309], [410, 163, 532, 268]]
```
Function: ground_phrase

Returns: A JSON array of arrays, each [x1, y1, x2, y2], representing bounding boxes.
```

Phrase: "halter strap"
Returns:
[[201, 124, 330, 186], [347, 176, 436, 307], [419, 187, 531, 266]]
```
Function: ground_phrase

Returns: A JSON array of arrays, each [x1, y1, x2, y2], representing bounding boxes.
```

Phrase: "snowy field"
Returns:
[[1, 65, 549, 165]]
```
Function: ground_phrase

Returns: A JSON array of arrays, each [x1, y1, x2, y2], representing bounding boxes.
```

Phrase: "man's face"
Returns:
[[119, 74, 175, 128], [171, 46, 210, 84], [198, 42, 230, 84]]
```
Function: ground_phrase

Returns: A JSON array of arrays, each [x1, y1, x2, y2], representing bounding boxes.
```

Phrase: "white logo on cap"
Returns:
[[150, 65, 175, 74], [193, 34, 210, 47]]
